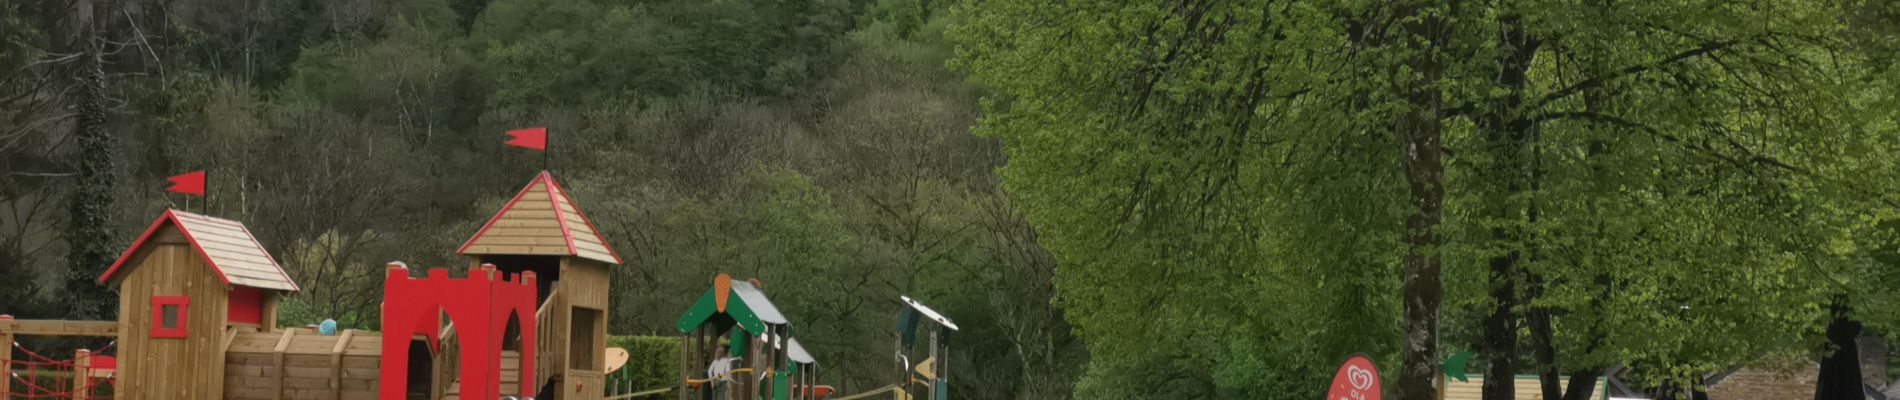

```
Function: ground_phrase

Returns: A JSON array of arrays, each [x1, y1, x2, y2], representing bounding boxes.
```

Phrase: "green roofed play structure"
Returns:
[[671, 274, 957, 400], [675, 274, 830, 400]]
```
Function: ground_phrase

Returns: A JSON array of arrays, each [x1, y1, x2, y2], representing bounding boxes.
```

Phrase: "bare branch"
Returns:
[[1529, 40, 1741, 112]]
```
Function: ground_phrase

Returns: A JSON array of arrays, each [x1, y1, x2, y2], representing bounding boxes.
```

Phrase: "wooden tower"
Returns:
[[96, 210, 300, 400], [459, 171, 623, 400]]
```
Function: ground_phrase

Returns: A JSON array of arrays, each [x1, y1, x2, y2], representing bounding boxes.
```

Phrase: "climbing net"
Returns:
[[6, 341, 115, 400]]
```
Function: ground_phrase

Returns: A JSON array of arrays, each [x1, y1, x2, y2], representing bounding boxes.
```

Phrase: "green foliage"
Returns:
[[951, 1, 1406, 398], [953, 0, 1900, 398], [473, 0, 862, 109], [608, 336, 683, 391]]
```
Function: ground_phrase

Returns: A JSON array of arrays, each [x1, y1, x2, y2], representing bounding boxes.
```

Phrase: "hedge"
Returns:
[[606, 336, 683, 393]]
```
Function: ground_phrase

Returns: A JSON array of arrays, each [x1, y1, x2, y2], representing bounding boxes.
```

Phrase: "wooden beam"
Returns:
[[0, 320, 118, 337], [1, 315, 11, 398], [678, 326, 691, 400], [223, 326, 240, 353], [272, 329, 296, 400], [330, 330, 354, 400]]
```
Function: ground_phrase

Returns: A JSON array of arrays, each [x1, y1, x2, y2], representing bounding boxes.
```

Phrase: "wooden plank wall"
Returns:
[[562, 259, 609, 315], [562, 258, 613, 400], [1442, 376, 1606, 400], [567, 370, 606, 400], [223, 329, 382, 400], [114, 231, 230, 400]]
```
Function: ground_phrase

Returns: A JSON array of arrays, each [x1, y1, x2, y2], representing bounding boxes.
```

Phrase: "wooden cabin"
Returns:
[[96, 210, 300, 400], [458, 171, 623, 400]]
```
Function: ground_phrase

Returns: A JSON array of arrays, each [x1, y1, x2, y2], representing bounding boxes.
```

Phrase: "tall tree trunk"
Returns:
[[1529, 305, 1560, 400], [1480, 13, 1539, 400], [1484, 253, 1520, 400], [1558, 369, 1602, 400], [61, 0, 118, 321], [1815, 299, 1864, 400], [1394, 2, 1450, 400]]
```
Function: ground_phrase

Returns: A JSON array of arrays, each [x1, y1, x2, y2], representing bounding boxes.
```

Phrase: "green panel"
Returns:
[[897, 308, 920, 347], [725, 294, 768, 333], [676, 290, 720, 333], [772, 370, 793, 400], [934, 378, 948, 399], [675, 287, 769, 334], [730, 329, 748, 357]]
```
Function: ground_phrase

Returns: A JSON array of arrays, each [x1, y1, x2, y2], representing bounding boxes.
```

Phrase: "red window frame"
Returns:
[[151, 296, 191, 339]]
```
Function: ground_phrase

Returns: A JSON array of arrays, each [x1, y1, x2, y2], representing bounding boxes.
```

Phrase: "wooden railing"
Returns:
[[433, 322, 462, 400], [427, 282, 561, 400], [0, 317, 118, 398], [0, 319, 118, 336], [534, 284, 564, 395]]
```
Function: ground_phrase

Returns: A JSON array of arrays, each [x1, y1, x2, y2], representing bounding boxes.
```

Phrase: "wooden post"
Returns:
[[1, 315, 12, 399], [330, 330, 354, 400], [261, 292, 281, 333], [73, 349, 91, 400], [1435, 375, 1446, 400], [678, 327, 690, 400], [431, 341, 445, 400], [272, 329, 296, 400]]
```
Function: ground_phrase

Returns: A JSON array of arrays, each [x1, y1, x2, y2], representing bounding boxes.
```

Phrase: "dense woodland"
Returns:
[[5, 0, 1900, 399], [2, 0, 1081, 397]]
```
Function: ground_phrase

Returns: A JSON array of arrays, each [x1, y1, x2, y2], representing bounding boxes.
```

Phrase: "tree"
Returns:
[[1392, 2, 1452, 400], [952, 1, 1415, 397], [953, 1, 1900, 400], [1439, 2, 1897, 397], [62, 0, 120, 321]]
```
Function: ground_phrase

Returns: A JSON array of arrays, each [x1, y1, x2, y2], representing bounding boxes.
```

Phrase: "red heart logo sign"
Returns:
[[1327, 355, 1382, 400]]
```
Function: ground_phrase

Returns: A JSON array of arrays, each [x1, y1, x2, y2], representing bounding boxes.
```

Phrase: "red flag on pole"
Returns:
[[505, 127, 547, 151], [167, 171, 206, 197]]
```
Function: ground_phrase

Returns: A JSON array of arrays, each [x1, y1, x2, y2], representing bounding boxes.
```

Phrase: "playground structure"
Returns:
[[673, 274, 811, 400], [670, 276, 955, 400], [0, 171, 620, 400], [893, 297, 956, 400], [0, 170, 957, 400]]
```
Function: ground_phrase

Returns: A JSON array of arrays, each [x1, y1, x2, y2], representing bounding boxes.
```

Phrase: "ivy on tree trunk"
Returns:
[[62, 0, 118, 321]]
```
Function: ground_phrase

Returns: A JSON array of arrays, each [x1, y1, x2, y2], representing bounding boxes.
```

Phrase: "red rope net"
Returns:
[[6, 341, 115, 399]]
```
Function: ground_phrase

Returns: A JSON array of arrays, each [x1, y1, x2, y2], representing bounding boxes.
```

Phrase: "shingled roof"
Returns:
[[458, 171, 621, 264], [97, 210, 300, 292]]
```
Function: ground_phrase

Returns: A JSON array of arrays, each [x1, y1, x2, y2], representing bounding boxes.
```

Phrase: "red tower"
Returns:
[[378, 263, 539, 400]]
